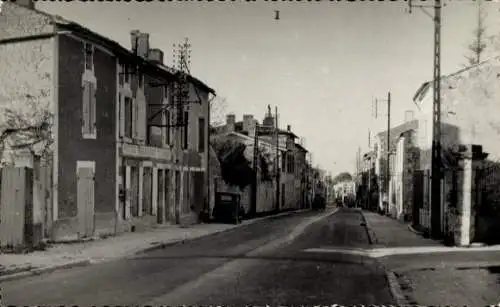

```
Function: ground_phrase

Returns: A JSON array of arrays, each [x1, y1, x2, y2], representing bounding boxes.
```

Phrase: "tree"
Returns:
[[332, 172, 352, 185], [210, 96, 228, 127], [0, 92, 54, 166], [465, 0, 488, 66], [212, 137, 254, 189]]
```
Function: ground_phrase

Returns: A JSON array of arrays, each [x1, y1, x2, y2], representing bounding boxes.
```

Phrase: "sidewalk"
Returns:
[[361, 210, 500, 306], [0, 210, 307, 282]]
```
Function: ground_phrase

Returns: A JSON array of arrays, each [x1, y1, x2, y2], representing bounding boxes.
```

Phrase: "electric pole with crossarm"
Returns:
[[408, 0, 443, 238]]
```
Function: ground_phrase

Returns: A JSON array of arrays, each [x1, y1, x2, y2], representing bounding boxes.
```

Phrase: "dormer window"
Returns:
[[84, 43, 94, 71]]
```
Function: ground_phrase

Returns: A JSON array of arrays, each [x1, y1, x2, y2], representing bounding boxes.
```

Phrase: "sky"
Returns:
[[35, 0, 500, 177]]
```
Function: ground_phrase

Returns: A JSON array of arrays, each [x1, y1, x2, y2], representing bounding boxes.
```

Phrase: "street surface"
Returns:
[[1, 208, 396, 306]]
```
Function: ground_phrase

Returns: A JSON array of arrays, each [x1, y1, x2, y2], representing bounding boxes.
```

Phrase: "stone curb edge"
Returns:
[[385, 271, 411, 305], [0, 259, 91, 283], [0, 209, 309, 283], [135, 209, 310, 254], [359, 210, 378, 245]]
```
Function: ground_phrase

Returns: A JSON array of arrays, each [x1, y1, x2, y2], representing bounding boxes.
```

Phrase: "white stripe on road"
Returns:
[[303, 245, 500, 258]]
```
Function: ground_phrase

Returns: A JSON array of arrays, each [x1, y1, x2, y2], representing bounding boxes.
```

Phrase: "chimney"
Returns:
[[404, 110, 415, 123], [226, 114, 235, 132], [148, 48, 164, 65], [14, 0, 34, 9], [130, 30, 150, 58], [243, 114, 255, 133], [287, 125, 291, 132]]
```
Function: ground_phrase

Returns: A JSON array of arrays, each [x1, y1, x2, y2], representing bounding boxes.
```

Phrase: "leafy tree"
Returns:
[[210, 96, 228, 127], [332, 172, 352, 185], [465, 0, 488, 66], [212, 138, 254, 189]]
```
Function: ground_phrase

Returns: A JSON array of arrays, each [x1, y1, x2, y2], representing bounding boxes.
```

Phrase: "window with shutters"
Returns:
[[183, 111, 189, 150], [198, 117, 205, 153], [124, 97, 133, 138], [82, 81, 96, 139], [165, 109, 171, 146]]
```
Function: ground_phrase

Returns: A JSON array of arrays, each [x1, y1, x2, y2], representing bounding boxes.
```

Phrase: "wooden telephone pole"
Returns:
[[373, 92, 391, 214]]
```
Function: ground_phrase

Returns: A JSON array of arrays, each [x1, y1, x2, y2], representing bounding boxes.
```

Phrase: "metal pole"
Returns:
[[275, 106, 280, 212], [386, 91, 391, 215], [431, 0, 442, 239], [251, 123, 259, 217]]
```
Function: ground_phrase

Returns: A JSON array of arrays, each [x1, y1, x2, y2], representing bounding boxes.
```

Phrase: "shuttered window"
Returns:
[[198, 117, 205, 153], [82, 81, 96, 138], [124, 97, 133, 138], [183, 111, 189, 150], [165, 110, 171, 145]]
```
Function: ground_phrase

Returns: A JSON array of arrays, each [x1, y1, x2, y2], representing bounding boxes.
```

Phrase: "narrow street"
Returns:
[[1, 208, 395, 306]]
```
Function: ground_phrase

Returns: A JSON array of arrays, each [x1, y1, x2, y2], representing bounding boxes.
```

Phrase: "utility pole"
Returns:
[[373, 93, 391, 214], [172, 38, 191, 224], [386, 91, 391, 215], [251, 122, 259, 217], [408, 0, 442, 239], [275, 106, 280, 212]]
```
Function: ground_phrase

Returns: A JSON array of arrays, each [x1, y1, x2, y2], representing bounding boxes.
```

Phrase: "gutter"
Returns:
[[0, 32, 59, 45]]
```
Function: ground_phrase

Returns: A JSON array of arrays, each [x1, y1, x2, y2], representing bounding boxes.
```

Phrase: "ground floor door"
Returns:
[[77, 162, 95, 238], [157, 169, 164, 224]]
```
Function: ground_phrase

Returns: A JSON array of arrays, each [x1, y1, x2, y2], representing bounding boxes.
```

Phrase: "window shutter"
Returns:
[[119, 93, 125, 137], [133, 99, 139, 139], [82, 82, 91, 135], [90, 83, 97, 136], [137, 100, 145, 141], [141, 100, 147, 141]]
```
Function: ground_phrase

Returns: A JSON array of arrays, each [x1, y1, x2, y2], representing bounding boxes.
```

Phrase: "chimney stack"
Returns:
[[243, 114, 255, 133], [14, 0, 34, 9], [148, 48, 164, 65], [226, 114, 235, 132], [287, 125, 291, 132], [130, 30, 150, 58]]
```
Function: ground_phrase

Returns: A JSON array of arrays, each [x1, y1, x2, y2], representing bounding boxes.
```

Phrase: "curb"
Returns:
[[135, 209, 311, 255], [408, 224, 425, 236], [0, 209, 311, 283], [359, 210, 378, 245], [0, 259, 91, 283], [359, 211, 409, 305], [385, 271, 411, 305]]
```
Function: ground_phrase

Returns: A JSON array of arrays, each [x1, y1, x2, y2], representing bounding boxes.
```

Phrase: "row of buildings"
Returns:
[[0, 1, 322, 247], [210, 107, 316, 216], [357, 55, 500, 246]]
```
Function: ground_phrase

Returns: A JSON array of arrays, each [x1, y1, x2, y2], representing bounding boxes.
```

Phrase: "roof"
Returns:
[[294, 142, 308, 152], [376, 120, 418, 154], [8, 3, 215, 94], [413, 56, 500, 104]]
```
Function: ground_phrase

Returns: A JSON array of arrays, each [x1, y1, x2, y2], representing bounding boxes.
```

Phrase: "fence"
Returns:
[[474, 160, 500, 244], [0, 161, 53, 249]]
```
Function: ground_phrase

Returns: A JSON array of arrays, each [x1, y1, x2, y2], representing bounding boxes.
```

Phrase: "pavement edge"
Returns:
[[0, 209, 309, 283], [0, 259, 91, 283], [135, 209, 311, 254], [358, 210, 410, 305], [359, 210, 378, 245]]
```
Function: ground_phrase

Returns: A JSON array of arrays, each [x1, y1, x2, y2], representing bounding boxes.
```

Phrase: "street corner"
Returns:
[[390, 265, 500, 306]]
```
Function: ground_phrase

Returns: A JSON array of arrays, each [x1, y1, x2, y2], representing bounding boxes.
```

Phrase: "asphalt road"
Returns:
[[1, 208, 395, 306]]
